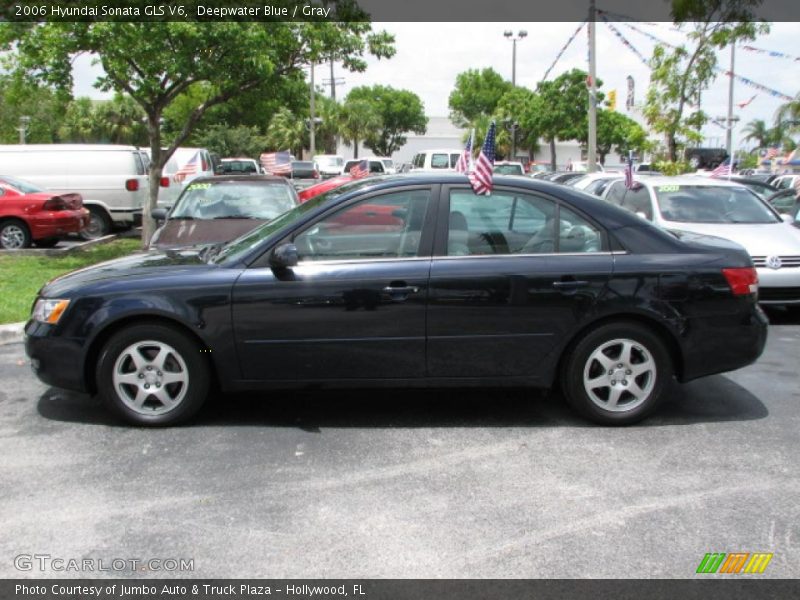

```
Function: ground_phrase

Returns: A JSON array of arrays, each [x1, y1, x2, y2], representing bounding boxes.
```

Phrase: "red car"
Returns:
[[297, 175, 353, 202], [0, 176, 89, 249]]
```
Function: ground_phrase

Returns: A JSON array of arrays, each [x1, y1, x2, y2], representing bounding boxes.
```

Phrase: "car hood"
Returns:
[[41, 249, 214, 298], [664, 221, 800, 255], [151, 218, 266, 250]]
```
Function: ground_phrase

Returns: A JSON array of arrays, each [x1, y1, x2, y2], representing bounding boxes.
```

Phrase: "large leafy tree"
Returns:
[[594, 110, 650, 165], [346, 85, 427, 156], [265, 108, 306, 157], [0, 15, 394, 244], [494, 87, 542, 160], [0, 74, 67, 143], [742, 119, 770, 151], [528, 69, 603, 170], [448, 68, 513, 128], [643, 0, 767, 161], [194, 124, 267, 159]]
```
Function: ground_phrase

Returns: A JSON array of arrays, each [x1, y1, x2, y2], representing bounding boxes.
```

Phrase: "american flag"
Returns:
[[785, 147, 797, 164], [455, 130, 473, 173], [173, 153, 198, 183], [260, 151, 292, 175], [624, 153, 634, 189], [468, 122, 496, 195], [710, 158, 733, 179], [349, 159, 369, 179], [766, 147, 779, 159]]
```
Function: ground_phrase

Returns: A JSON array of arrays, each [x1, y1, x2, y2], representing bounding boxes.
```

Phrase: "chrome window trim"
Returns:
[[295, 251, 619, 267]]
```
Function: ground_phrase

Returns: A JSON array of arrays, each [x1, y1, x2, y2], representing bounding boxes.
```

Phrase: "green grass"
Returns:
[[0, 239, 142, 324]]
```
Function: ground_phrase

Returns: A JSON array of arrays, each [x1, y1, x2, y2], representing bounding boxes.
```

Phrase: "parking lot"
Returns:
[[1, 309, 798, 579]]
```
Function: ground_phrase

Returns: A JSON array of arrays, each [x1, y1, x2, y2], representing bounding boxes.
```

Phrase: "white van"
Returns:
[[0, 144, 149, 238], [157, 147, 215, 209], [410, 149, 464, 172]]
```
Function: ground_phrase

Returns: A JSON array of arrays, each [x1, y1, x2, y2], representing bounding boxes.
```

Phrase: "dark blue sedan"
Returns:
[[25, 174, 768, 426]]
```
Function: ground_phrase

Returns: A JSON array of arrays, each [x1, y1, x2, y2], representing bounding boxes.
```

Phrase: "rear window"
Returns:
[[431, 153, 450, 169], [171, 181, 297, 220], [654, 185, 780, 224], [0, 176, 44, 193]]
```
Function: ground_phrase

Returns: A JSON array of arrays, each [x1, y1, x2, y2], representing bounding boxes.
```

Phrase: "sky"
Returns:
[[71, 21, 800, 149]]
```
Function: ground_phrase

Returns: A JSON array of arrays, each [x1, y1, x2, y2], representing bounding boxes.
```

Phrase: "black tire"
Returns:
[[34, 237, 60, 248], [80, 206, 112, 240], [96, 323, 210, 426], [560, 321, 673, 425], [0, 219, 32, 249]]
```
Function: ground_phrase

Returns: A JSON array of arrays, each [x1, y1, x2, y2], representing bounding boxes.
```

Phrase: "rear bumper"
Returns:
[[680, 303, 769, 382], [28, 210, 89, 239]]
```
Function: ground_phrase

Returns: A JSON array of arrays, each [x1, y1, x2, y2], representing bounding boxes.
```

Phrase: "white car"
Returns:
[[602, 176, 800, 306], [313, 154, 344, 178], [409, 148, 464, 171], [567, 172, 622, 196], [568, 161, 605, 173]]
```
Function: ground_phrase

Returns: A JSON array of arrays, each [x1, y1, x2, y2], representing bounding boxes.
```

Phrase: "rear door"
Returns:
[[232, 185, 438, 381], [427, 185, 613, 379]]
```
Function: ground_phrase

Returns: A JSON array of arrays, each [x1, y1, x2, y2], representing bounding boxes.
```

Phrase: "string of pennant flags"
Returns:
[[600, 16, 651, 68], [739, 45, 800, 62], [617, 20, 795, 102], [542, 21, 586, 81]]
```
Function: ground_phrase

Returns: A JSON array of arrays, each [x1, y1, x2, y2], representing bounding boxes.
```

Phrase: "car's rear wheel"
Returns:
[[687, 155, 701, 170], [0, 219, 32, 249], [561, 322, 673, 425], [97, 323, 210, 426], [80, 206, 112, 240]]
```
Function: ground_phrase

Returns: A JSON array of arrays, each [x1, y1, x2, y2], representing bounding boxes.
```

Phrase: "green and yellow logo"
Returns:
[[696, 552, 773, 574]]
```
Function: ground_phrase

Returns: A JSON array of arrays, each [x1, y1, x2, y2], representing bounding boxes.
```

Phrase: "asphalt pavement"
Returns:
[[1, 309, 798, 579]]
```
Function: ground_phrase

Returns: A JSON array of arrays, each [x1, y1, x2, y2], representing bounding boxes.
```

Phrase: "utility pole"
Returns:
[[725, 44, 736, 158], [17, 116, 30, 144], [587, 0, 598, 173], [309, 61, 316, 159]]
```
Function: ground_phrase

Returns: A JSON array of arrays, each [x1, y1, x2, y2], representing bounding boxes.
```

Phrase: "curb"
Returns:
[[0, 322, 25, 346], [0, 234, 118, 257]]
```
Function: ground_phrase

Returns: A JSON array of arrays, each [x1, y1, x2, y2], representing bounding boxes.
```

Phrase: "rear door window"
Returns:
[[431, 154, 450, 169]]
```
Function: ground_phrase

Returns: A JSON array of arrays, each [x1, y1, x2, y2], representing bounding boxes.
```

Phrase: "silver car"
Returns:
[[602, 175, 800, 306]]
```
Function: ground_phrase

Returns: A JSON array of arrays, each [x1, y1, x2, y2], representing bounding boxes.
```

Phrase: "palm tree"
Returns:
[[264, 108, 305, 157], [775, 92, 800, 134], [95, 94, 147, 145], [742, 119, 770, 151], [338, 99, 380, 158], [58, 97, 97, 142]]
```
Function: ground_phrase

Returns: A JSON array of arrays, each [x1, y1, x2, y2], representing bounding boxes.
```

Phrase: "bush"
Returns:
[[653, 160, 693, 176]]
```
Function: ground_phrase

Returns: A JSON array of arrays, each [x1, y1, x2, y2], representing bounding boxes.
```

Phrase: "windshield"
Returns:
[[211, 177, 377, 264], [654, 184, 780, 224], [170, 181, 297, 220], [1, 175, 44, 194]]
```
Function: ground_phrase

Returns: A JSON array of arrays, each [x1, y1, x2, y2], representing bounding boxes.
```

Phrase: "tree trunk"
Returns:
[[353, 139, 359, 159], [142, 113, 163, 249], [668, 134, 678, 163], [549, 138, 557, 171]]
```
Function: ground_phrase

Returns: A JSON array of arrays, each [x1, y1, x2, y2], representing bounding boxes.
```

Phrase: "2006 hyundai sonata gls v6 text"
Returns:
[[25, 174, 768, 426]]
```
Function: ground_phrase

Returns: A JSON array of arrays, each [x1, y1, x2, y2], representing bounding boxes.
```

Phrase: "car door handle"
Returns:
[[552, 280, 589, 290], [383, 285, 420, 295]]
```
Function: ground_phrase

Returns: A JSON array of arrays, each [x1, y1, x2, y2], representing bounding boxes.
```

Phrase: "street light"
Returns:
[[503, 29, 527, 87], [503, 30, 526, 159]]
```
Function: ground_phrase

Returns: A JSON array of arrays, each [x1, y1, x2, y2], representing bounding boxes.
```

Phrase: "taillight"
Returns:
[[43, 197, 66, 211], [722, 267, 758, 296], [313, 170, 320, 179], [160, 177, 170, 187], [201, 157, 208, 171], [125, 179, 139, 191]]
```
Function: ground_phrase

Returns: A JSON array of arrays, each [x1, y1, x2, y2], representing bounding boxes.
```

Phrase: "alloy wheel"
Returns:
[[582, 338, 656, 412]]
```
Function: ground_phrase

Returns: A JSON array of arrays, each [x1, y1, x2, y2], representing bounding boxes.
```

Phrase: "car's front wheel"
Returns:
[[561, 322, 673, 425], [97, 323, 210, 426]]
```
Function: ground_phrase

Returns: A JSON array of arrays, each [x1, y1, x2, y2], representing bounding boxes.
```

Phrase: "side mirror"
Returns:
[[151, 208, 168, 222], [270, 243, 298, 269]]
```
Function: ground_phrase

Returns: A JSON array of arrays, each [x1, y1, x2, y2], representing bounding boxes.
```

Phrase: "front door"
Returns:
[[232, 186, 436, 381]]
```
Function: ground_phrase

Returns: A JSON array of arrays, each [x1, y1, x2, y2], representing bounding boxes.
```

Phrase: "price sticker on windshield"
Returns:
[[658, 185, 680, 192], [187, 183, 212, 191]]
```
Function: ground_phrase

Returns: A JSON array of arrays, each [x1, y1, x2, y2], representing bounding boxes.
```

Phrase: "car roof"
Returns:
[[633, 175, 748, 188], [191, 175, 290, 184]]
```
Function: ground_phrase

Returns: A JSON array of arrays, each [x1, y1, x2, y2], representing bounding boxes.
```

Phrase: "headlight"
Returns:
[[32, 299, 71, 324]]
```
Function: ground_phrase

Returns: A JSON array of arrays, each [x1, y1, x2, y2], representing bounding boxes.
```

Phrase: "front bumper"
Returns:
[[756, 266, 800, 304], [25, 320, 89, 393]]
